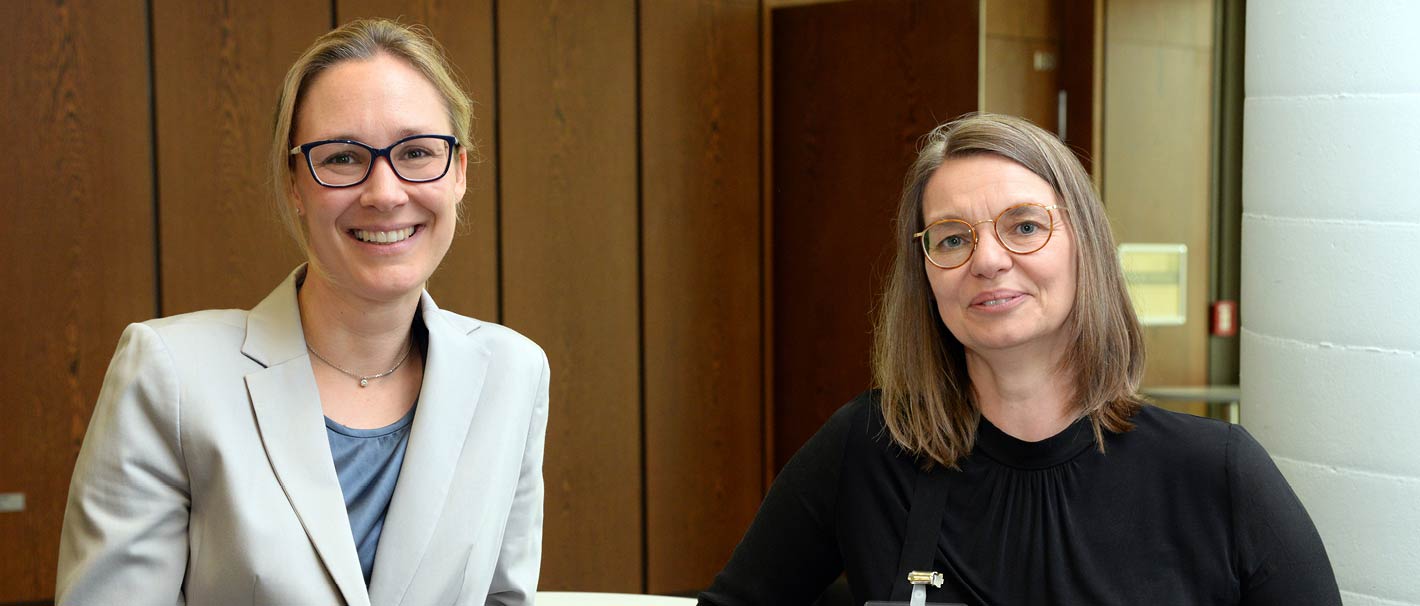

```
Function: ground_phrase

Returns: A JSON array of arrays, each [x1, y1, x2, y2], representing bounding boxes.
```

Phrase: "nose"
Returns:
[[967, 225, 1013, 279], [358, 157, 408, 211]]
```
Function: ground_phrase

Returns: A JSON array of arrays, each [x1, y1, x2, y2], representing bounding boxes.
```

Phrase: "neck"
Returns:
[[297, 266, 421, 372], [966, 343, 1077, 442]]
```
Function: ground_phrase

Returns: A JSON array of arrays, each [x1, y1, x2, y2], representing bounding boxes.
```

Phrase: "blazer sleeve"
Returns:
[[56, 323, 191, 605], [485, 351, 550, 606]]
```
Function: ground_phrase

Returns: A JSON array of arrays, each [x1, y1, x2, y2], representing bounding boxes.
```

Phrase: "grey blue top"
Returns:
[[325, 404, 417, 585]]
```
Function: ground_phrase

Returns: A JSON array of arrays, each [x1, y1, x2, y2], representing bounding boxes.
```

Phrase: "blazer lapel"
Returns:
[[369, 293, 489, 605], [242, 266, 370, 606]]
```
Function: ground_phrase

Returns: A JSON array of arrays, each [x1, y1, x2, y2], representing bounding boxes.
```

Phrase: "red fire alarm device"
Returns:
[[1211, 300, 1238, 337]]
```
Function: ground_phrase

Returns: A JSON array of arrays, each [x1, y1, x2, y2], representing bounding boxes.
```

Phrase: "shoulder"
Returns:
[[823, 390, 919, 477], [435, 309, 547, 366], [1112, 404, 1235, 467], [143, 308, 247, 340], [815, 390, 889, 454], [122, 308, 249, 362]]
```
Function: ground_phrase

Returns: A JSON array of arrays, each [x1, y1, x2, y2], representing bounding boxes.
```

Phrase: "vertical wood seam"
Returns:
[[633, 0, 648, 594], [491, 0, 504, 325], [758, 0, 774, 495], [147, 0, 163, 318]]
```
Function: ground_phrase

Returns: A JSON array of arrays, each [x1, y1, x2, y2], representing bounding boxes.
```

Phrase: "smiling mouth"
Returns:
[[351, 226, 417, 244], [974, 294, 1025, 308]]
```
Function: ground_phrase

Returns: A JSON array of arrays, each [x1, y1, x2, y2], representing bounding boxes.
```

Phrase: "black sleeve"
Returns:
[[697, 401, 859, 606], [1229, 424, 1342, 605]]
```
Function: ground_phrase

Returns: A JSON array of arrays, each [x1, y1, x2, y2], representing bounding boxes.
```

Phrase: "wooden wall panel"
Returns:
[[153, 1, 328, 315], [1059, 0, 1096, 174], [337, 0, 500, 321], [0, 2, 155, 601], [497, 0, 643, 592], [641, 0, 763, 594], [771, 0, 979, 469], [982, 0, 1061, 132], [1103, 0, 1214, 408]]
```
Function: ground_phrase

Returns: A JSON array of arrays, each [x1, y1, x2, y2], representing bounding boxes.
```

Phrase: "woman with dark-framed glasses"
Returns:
[[699, 114, 1338, 605], [57, 19, 547, 605]]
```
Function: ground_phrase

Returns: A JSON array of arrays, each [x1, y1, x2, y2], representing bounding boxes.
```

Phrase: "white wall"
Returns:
[[1243, 1, 1420, 604]]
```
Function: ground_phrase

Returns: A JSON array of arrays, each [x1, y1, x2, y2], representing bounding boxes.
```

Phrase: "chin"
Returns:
[[322, 263, 432, 302]]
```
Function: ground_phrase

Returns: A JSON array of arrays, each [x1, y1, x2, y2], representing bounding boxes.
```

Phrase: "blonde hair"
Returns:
[[269, 18, 473, 254], [872, 113, 1145, 470]]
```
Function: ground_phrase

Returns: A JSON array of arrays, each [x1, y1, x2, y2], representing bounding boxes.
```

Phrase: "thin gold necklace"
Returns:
[[306, 340, 413, 388]]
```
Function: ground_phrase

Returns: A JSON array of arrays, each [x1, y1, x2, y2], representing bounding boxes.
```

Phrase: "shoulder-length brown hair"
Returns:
[[872, 113, 1145, 470]]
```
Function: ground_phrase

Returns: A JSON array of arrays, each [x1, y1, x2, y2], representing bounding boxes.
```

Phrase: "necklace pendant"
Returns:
[[359, 378, 369, 388]]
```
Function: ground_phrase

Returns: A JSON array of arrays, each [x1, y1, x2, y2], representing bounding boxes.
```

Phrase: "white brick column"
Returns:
[[1243, 2, 1420, 604]]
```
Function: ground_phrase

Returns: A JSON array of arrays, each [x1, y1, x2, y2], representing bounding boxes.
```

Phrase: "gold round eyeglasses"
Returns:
[[913, 203, 1065, 269]]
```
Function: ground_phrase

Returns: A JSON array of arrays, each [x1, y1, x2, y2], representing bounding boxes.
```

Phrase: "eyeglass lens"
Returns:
[[922, 204, 1054, 268], [307, 136, 452, 186]]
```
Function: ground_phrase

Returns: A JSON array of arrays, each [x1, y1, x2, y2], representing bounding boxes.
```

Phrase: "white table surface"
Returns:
[[537, 591, 698, 605]]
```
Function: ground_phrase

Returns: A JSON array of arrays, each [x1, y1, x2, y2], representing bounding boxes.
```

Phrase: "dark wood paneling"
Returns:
[[496, 0, 642, 592], [152, 1, 328, 315], [641, 0, 763, 595], [1060, 0, 1095, 174], [771, 0, 978, 470], [337, 0, 500, 321], [0, 2, 155, 601]]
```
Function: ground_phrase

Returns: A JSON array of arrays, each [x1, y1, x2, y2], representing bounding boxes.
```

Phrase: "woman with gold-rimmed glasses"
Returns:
[[701, 113, 1337, 605], [58, 19, 548, 605]]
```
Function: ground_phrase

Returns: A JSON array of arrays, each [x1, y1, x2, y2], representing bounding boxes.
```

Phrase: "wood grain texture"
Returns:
[[152, 0, 327, 315], [496, 0, 642, 591], [336, 0, 500, 321], [0, 2, 155, 601], [640, 0, 763, 594], [771, 0, 978, 470]]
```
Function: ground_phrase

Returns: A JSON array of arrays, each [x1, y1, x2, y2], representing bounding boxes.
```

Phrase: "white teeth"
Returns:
[[354, 226, 416, 244]]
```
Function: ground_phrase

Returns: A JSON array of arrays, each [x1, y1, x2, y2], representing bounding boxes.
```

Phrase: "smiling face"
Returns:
[[921, 154, 1077, 357], [290, 53, 466, 304]]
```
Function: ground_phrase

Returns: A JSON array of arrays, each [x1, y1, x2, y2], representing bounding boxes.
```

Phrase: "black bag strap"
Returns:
[[888, 466, 950, 602]]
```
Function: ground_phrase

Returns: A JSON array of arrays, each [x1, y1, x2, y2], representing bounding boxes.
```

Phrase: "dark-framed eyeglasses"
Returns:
[[289, 134, 459, 188], [913, 203, 1065, 269]]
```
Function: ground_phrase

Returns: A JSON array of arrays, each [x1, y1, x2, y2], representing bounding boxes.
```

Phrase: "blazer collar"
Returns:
[[241, 265, 311, 368], [369, 292, 491, 604], [241, 265, 492, 606], [243, 265, 369, 606]]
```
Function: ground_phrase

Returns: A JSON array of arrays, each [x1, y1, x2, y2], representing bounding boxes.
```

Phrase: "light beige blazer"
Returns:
[[56, 266, 549, 605]]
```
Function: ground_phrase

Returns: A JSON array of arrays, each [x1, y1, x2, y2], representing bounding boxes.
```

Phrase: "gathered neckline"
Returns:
[[973, 413, 1095, 470]]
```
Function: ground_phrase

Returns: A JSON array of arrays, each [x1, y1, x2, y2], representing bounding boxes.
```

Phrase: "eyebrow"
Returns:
[[924, 200, 1046, 224], [312, 128, 443, 144]]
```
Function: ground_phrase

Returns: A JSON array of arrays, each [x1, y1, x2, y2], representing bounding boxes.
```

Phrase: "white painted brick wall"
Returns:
[[1244, 1, 1420, 603]]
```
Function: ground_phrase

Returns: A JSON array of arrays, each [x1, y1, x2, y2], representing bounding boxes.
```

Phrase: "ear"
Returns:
[[452, 146, 469, 202], [288, 170, 306, 216]]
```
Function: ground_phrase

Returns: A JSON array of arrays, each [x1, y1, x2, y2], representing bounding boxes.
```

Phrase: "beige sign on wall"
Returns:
[[1119, 243, 1188, 326]]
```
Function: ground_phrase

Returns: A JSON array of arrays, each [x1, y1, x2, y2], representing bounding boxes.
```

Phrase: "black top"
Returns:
[[699, 391, 1339, 606]]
